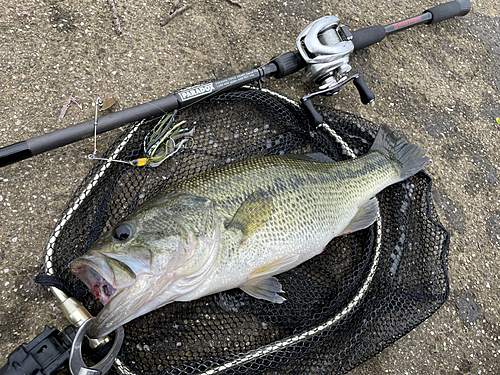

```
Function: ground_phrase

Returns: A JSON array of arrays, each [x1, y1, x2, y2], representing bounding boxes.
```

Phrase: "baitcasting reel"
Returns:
[[296, 16, 375, 127], [294, 0, 471, 114]]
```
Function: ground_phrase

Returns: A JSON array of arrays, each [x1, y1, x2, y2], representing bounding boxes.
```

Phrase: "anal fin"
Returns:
[[341, 198, 379, 235], [240, 276, 286, 304]]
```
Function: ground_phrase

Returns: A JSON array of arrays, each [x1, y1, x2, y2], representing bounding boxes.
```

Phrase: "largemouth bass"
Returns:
[[70, 124, 429, 338]]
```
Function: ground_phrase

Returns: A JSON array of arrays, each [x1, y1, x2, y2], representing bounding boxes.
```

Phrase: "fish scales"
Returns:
[[70, 124, 430, 338], [164, 153, 398, 296], [165, 153, 395, 217]]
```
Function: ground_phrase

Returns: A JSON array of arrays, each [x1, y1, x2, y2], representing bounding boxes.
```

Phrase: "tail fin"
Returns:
[[370, 124, 430, 181]]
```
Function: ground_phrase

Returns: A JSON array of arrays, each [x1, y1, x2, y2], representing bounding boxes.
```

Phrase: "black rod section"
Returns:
[[0, 141, 32, 168], [0, 64, 277, 168], [28, 95, 180, 156]]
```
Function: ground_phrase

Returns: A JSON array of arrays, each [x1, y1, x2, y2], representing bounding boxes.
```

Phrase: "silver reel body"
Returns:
[[296, 16, 354, 89]]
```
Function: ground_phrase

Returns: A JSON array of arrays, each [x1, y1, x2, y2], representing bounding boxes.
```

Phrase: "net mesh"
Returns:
[[38, 88, 449, 374]]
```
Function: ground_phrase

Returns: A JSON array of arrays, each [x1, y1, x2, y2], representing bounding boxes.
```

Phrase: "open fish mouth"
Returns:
[[71, 260, 119, 306]]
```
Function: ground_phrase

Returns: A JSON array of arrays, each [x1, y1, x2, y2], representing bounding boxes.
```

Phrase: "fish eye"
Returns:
[[112, 224, 132, 241]]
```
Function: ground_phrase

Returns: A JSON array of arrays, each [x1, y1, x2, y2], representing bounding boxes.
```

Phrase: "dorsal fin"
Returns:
[[286, 152, 334, 163]]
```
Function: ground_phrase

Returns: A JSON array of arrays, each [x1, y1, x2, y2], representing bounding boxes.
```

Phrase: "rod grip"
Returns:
[[424, 0, 471, 24], [272, 51, 307, 78], [351, 25, 387, 52]]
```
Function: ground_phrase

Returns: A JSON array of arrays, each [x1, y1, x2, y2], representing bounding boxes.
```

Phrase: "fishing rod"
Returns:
[[0, 0, 470, 169], [1, 1, 471, 372]]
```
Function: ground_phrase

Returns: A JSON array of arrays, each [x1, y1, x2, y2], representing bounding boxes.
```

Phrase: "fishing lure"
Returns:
[[89, 100, 194, 167], [134, 110, 195, 167]]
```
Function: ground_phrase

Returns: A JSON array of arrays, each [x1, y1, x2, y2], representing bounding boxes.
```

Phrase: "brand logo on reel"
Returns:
[[179, 84, 214, 101]]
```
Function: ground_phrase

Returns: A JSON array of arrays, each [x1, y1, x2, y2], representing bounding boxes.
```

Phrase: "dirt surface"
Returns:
[[0, 0, 498, 373]]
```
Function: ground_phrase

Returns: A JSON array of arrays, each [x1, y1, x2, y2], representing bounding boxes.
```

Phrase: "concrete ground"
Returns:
[[0, 0, 498, 373]]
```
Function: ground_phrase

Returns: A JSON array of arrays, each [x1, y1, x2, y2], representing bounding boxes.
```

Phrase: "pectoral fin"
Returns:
[[227, 190, 274, 241], [240, 276, 286, 303], [341, 198, 379, 235]]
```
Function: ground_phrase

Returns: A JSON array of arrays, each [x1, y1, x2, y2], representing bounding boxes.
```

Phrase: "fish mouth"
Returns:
[[70, 252, 149, 338], [70, 257, 122, 306]]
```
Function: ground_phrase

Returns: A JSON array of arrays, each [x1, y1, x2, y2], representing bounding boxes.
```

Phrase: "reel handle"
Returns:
[[353, 76, 375, 105]]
